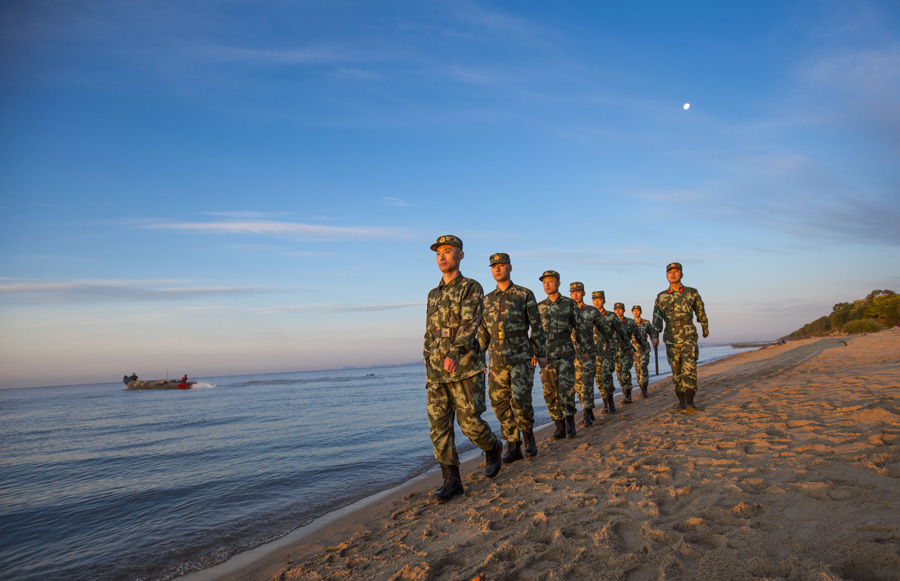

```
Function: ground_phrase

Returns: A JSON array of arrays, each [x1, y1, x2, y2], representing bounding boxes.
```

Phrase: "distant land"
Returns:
[[783, 290, 899, 340]]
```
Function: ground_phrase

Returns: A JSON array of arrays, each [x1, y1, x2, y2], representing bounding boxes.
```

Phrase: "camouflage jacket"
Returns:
[[572, 304, 611, 355], [632, 318, 659, 352], [478, 282, 547, 367], [615, 316, 642, 353], [538, 295, 590, 361], [652, 285, 709, 343], [424, 272, 486, 383], [597, 309, 631, 353]]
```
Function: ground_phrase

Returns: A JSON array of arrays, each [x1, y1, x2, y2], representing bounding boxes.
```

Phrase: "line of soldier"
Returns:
[[424, 234, 709, 503]]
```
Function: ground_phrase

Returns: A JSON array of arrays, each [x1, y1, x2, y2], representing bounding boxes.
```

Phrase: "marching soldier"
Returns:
[[478, 253, 547, 461], [537, 271, 591, 439], [652, 262, 709, 413], [613, 302, 642, 403], [591, 291, 632, 413], [424, 235, 503, 503], [569, 282, 599, 426], [631, 305, 659, 398]]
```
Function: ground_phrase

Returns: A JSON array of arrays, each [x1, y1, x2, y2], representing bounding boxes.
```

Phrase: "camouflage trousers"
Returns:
[[665, 339, 699, 393], [573, 354, 596, 410], [615, 348, 634, 392], [595, 346, 616, 397], [539, 357, 576, 420], [632, 347, 651, 389], [487, 360, 536, 442], [427, 373, 498, 466]]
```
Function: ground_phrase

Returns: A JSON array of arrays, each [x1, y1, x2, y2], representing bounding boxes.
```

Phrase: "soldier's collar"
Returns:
[[439, 272, 463, 288], [667, 285, 685, 294]]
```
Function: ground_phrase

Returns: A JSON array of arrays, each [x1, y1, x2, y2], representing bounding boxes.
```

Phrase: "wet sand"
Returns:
[[197, 329, 900, 581]]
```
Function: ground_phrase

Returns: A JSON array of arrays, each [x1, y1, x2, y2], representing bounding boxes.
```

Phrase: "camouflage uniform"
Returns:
[[570, 282, 597, 412], [424, 243, 497, 467], [652, 265, 709, 394], [478, 258, 546, 443], [613, 304, 642, 397], [631, 307, 659, 392], [592, 292, 630, 400], [537, 274, 591, 420]]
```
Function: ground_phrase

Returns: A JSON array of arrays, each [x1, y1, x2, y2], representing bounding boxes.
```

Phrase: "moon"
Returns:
[[683, 103, 691, 110]]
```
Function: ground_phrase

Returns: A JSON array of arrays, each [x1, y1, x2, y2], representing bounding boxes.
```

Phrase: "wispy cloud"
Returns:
[[259, 302, 423, 315], [383, 197, 411, 207], [0, 280, 280, 305], [143, 219, 407, 240]]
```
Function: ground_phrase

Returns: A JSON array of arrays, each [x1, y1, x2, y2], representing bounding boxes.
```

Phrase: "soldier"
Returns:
[[424, 235, 503, 503], [631, 305, 659, 398], [478, 253, 548, 461], [537, 271, 591, 439], [591, 291, 632, 414], [652, 262, 709, 413], [613, 302, 642, 403], [569, 282, 598, 427]]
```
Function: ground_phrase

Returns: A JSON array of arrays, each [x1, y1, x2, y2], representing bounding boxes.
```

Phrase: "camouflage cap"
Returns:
[[614, 302, 625, 310], [539, 270, 560, 281], [592, 290, 605, 300], [569, 281, 584, 292], [489, 252, 510, 266], [632, 305, 642, 311], [430, 235, 463, 251], [666, 261, 683, 272]]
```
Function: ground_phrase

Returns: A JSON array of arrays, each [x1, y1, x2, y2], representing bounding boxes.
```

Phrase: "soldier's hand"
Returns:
[[537, 357, 548, 369], [652, 338, 659, 348], [582, 352, 591, 363], [702, 330, 709, 338], [443, 357, 459, 373]]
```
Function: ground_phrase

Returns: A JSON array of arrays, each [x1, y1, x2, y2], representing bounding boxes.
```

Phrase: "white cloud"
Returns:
[[144, 219, 407, 240]]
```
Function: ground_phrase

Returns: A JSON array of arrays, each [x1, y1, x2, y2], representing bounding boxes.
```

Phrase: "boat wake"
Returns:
[[192, 382, 216, 389]]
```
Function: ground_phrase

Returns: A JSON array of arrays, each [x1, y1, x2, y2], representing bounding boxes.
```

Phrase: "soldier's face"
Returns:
[[492, 263, 511, 282], [667, 268, 683, 285], [632, 308, 642, 319], [570, 290, 584, 303], [435, 245, 463, 273], [593, 298, 605, 310], [615, 307, 624, 317], [542, 277, 559, 295]]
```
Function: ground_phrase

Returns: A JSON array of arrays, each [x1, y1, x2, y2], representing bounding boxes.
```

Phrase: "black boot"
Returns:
[[433, 464, 463, 503], [623, 389, 633, 403], [640, 386, 648, 398], [565, 415, 577, 438], [585, 408, 594, 426], [676, 390, 687, 412], [607, 395, 616, 413], [522, 429, 538, 458], [484, 439, 503, 478], [579, 408, 593, 426], [502, 440, 523, 464], [551, 419, 566, 440], [685, 389, 697, 413]]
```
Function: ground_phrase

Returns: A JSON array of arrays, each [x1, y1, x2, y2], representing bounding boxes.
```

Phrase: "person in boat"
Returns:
[[130, 373, 138, 381], [180, 375, 188, 382]]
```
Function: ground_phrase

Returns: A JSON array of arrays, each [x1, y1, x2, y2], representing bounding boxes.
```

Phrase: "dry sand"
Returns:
[[209, 330, 900, 581]]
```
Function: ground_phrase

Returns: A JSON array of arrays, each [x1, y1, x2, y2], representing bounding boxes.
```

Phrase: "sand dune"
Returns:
[[213, 330, 900, 581]]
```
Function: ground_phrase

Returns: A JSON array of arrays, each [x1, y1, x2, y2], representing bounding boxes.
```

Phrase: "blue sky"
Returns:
[[2, 0, 898, 388]]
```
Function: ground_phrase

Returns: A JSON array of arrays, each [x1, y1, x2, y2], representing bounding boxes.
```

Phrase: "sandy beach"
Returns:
[[202, 330, 900, 581]]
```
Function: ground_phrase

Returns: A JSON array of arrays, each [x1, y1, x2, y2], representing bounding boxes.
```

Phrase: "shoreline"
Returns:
[[177, 341, 800, 581], [193, 329, 900, 580]]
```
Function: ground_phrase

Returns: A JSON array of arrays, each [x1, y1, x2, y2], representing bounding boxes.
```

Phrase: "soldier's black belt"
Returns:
[[670, 318, 694, 327], [500, 330, 529, 340], [546, 332, 569, 341], [438, 327, 457, 338]]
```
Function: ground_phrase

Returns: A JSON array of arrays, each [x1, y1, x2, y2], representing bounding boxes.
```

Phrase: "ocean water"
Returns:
[[0, 344, 751, 580]]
